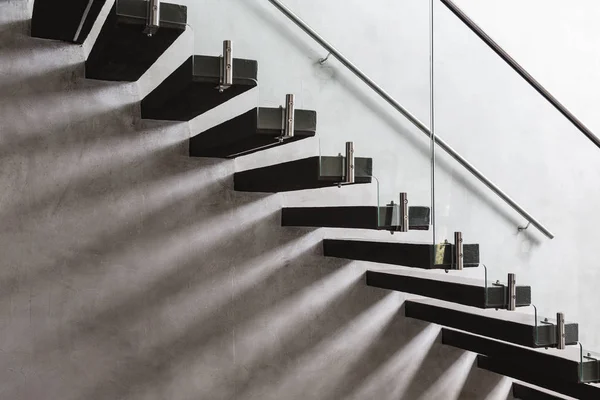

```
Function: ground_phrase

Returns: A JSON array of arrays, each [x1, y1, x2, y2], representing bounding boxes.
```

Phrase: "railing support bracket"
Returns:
[[144, 0, 161, 37], [277, 94, 295, 143], [557, 312, 566, 350], [344, 142, 355, 185], [507, 273, 516, 311], [454, 232, 464, 270], [217, 40, 233, 92], [399, 192, 408, 233], [319, 52, 331, 65]]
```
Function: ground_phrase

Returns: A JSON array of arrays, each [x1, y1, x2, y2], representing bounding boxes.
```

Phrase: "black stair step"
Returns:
[[86, 1, 187, 82], [513, 383, 570, 399], [141, 55, 258, 121], [281, 206, 430, 231], [405, 299, 579, 348], [323, 239, 479, 269], [367, 270, 531, 309], [189, 107, 316, 159], [32, 0, 107, 43], [479, 355, 600, 400], [234, 156, 372, 193], [443, 329, 599, 383]]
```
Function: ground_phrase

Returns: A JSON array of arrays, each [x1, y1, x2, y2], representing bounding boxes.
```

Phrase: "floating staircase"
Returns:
[[29, 1, 599, 398]]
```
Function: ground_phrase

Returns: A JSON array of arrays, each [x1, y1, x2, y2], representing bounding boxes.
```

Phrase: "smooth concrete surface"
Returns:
[[0, 0, 597, 398]]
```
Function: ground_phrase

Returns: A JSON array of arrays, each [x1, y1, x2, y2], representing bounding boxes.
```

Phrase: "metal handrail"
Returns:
[[266, 0, 555, 239], [440, 0, 600, 150]]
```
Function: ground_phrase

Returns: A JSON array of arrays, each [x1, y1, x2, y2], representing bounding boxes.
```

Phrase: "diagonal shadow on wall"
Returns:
[[71, 234, 344, 399], [458, 357, 508, 399]]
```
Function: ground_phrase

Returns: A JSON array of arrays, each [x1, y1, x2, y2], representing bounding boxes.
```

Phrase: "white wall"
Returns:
[[0, 0, 598, 398]]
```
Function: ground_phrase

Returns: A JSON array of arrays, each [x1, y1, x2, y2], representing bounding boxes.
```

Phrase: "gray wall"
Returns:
[[1, 0, 598, 398]]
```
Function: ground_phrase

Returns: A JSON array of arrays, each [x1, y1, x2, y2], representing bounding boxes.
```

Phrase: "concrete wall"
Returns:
[[0, 0, 597, 398]]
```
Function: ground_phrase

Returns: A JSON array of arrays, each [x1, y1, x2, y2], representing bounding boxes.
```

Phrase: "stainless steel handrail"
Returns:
[[266, 0, 555, 239], [441, 0, 600, 150]]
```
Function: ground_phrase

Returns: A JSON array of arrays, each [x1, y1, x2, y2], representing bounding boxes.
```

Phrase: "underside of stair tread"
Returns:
[[142, 55, 258, 121], [367, 269, 531, 309], [189, 107, 317, 158], [323, 239, 480, 269], [86, 1, 187, 82], [234, 156, 373, 193], [31, 0, 107, 43], [479, 356, 600, 400], [405, 299, 579, 348], [281, 206, 431, 231], [442, 329, 599, 383], [513, 383, 571, 399]]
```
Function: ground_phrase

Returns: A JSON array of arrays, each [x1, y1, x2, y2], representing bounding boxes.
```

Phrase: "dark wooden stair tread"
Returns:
[[142, 55, 258, 121], [281, 206, 430, 231], [443, 329, 599, 383], [189, 107, 316, 159], [479, 356, 599, 400], [86, 1, 187, 82], [323, 239, 480, 269], [234, 156, 373, 193], [405, 298, 579, 348], [367, 269, 531, 309]]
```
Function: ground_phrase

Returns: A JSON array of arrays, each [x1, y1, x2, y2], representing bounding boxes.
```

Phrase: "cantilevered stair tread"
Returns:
[[189, 107, 316, 158], [141, 55, 258, 121], [32, 0, 107, 43], [324, 239, 479, 269], [86, 1, 187, 81], [367, 269, 531, 309], [479, 356, 600, 400], [281, 206, 430, 231], [405, 298, 578, 348], [442, 329, 599, 383], [513, 383, 572, 399], [234, 156, 373, 193]]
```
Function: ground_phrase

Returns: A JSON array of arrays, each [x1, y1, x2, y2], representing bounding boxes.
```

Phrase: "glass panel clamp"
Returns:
[[336, 142, 355, 187], [144, 0, 161, 37], [277, 94, 295, 142], [454, 232, 464, 270], [217, 40, 233, 92]]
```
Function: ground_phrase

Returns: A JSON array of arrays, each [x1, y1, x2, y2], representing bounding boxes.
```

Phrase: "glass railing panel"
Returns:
[[267, 1, 433, 234], [431, 0, 569, 287], [182, 0, 433, 240]]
